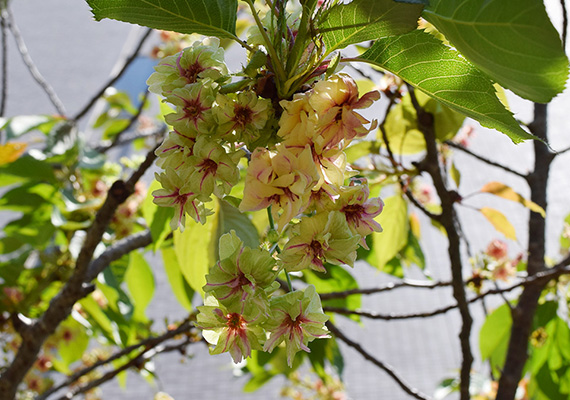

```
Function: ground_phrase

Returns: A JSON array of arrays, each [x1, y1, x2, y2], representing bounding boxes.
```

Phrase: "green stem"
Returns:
[[245, 0, 286, 83]]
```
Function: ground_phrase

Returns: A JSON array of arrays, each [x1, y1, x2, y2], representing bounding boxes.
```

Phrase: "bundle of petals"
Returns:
[[149, 37, 385, 365]]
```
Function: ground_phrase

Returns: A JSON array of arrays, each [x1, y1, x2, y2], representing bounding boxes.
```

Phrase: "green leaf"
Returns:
[[161, 247, 194, 311], [217, 200, 259, 250], [87, 0, 238, 39], [125, 251, 155, 321], [173, 198, 219, 296], [0, 115, 61, 140], [423, 0, 568, 103], [142, 179, 174, 251], [369, 195, 408, 271], [480, 303, 512, 375], [305, 264, 360, 322], [56, 317, 90, 372], [319, 0, 423, 54], [360, 29, 534, 143]]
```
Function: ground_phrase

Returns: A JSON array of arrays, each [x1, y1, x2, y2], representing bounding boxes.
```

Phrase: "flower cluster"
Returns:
[[150, 37, 385, 365], [149, 38, 273, 230], [197, 232, 329, 366]]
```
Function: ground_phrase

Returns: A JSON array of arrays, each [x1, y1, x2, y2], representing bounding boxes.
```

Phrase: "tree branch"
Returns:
[[0, 146, 158, 400], [408, 85, 473, 400], [326, 322, 431, 400], [444, 140, 527, 179], [72, 28, 153, 121], [39, 318, 195, 400], [0, 1, 8, 120], [5, 6, 66, 117], [319, 279, 453, 300]]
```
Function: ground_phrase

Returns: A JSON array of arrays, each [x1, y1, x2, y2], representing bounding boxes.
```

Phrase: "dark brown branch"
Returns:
[[326, 322, 431, 400], [408, 85, 473, 400], [319, 279, 453, 300], [5, 6, 66, 117], [72, 28, 153, 121], [0, 146, 158, 400], [561, 0, 568, 49], [38, 319, 194, 400], [444, 140, 527, 179], [496, 103, 554, 399], [86, 230, 152, 281], [324, 305, 457, 320]]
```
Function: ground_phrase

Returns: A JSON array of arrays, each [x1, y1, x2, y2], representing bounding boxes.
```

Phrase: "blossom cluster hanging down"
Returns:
[[148, 35, 384, 366]]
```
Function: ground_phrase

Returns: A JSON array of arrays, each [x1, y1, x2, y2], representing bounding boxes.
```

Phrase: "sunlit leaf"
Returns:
[[369, 195, 408, 270], [423, 0, 568, 103], [480, 181, 545, 217], [161, 247, 194, 311], [360, 30, 534, 143], [125, 251, 155, 321], [480, 207, 517, 240], [173, 198, 219, 296], [87, 0, 238, 39], [480, 303, 511, 375], [0, 143, 27, 165], [319, 0, 423, 54]]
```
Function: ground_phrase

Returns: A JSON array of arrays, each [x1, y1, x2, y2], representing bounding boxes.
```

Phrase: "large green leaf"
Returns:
[[423, 0, 568, 103], [360, 29, 534, 143], [480, 303, 511, 375], [172, 198, 219, 296], [217, 200, 259, 250], [87, 0, 238, 39], [318, 0, 423, 54], [161, 247, 195, 311]]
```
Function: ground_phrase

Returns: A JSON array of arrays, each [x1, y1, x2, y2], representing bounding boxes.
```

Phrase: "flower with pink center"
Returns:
[[335, 182, 383, 249], [309, 73, 379, 154], [155, 129, 197, 171], [164, 81, 217, 134], [197, 296, 265, 363], [279, 211, 360, 273], [187, 136, 243, 197], [147, 37, 228, 95], [239, 144, 319, 230], [214, 91, 273, 144], [152, 169, 210, 230], [204, 231, 279, 312], [263, 285, 329, 367]]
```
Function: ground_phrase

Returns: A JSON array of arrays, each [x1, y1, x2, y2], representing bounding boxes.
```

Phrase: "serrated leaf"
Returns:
[[173, 198, 219, 296], [161, 247, 194, 311], [125, 251, 155, 321], [360, 29, 534, 143], [480, 181, 545, 217], [87, 0, 238, 39], [480, 207, 516, 240], [423, 0, 568, 103], [319, 0, 423, 54]]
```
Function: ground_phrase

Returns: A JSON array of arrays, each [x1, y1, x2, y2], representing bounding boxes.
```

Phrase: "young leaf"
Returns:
[[370, 195, 409, 270], [161, 247, 194, 312], [173, 198, 219, 296], [480, 181, 545, 217], [423, 0, 569, 103], [480, 303, 512, 375], [318, 0, 423, 54], [125, 251, 155, 321], [360, 29, 534, 143], [480, 207, 517, 240], [87, 0, 238, 39]]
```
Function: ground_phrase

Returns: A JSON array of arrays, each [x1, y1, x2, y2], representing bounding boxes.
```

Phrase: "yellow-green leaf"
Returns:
[[481, 181, 545, 217], [480, 207, 516, 241], [370, 195, 409, 270], [173, 198, 220, 297], [0, 142, 27, 165]]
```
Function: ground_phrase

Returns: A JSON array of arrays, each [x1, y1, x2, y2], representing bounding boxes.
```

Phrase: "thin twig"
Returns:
[[326, 322, 431, 400], [445, 140, 527, 179], [319, 279, 453, 300], [0, 2, 8, 120], [561, 0, 568, 49], [72, 28, 153, 121], [5, 6, 66, 116], [97, 90, 150, 153], [38, 318, 194, 400]]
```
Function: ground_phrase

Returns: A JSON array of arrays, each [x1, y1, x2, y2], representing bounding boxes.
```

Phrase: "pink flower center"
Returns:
[[183, 99, 208, 122], [341, 204, 365, 226], [233, 104, 253, 127], [197, 158, 218, 176], [226, 312, 247, 331], [183, 61, 204, 84]]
